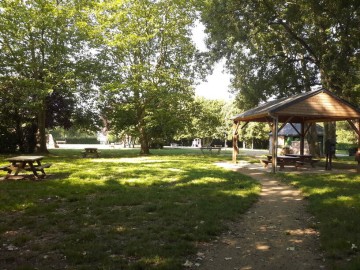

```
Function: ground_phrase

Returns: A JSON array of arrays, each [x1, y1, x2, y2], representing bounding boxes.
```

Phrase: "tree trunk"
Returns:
[[15, 110, 25, 152], [36, 103, 49, 154], [323, 122, 336, 155], [306, 123, 320, 157], [139, 125, 150, 155]]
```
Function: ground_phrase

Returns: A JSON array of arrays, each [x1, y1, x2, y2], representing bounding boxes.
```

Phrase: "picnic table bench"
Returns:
[[284, 154, 320, 167], [82, 148, 101, 158], [200, 146, 222, 155]]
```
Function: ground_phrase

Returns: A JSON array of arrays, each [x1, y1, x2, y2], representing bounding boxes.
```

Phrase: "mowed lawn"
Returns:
[[0, 149, 260, 270], [277, 156, 360, 269]]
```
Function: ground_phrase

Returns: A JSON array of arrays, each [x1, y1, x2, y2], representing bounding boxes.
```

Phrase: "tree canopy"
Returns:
[[4, 1, 359, 154], [94, 0, 203, 154], [0, 0, 98, 153], [199, 0, 360, 109]]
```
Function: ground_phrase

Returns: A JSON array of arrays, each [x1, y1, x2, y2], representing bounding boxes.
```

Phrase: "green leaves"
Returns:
[[96, 0, 201, 153], [0, 0, 102, 152], [200, 0, 360, 107]]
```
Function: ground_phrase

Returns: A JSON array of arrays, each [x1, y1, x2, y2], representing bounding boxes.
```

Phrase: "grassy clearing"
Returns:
[[277, 157, 360, 269], [0, 148, 260, 270]]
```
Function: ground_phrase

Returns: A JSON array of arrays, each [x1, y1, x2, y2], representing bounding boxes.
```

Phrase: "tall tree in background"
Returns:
[[179, 98, 226, 146], [198, 0, 360, 154], [199, 0, 360, 108], [0, 0, 95, 153], [95, 0, 201, 154]]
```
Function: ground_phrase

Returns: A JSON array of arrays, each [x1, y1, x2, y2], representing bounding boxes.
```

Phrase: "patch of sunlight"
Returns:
[[256, 243, 271, 251], [324, 195, 355, 206], [114, 226, 127, 233], [15, 202, 35, 210], [286, 228, 318, 236], [337, 196, 354, 202], [309, 187, 334, 195], [123, 178, 157, 185], [168, 168, 184, 172], [165, 177, 180, 183], [215, 162, 241, 170], [122, 175, 180, 185], [176, 177, 226, 186], [141, 256, 169, 267], [92, 157, 167, 163], [90, 158, 124, 163], [65, 176, 108, 186], [219, 189, 258, 197], [124, 178, 142, 184]]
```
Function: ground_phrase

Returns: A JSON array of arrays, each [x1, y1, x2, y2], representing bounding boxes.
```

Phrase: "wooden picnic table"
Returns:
[[82, 148, 101, 158], [284, 154, 320, 167], [0, 156, 52, 179], [262, 155, 303, 171]]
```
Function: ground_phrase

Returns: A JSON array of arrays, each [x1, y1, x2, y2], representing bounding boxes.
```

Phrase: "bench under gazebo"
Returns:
[[231, 88, 360, 173]]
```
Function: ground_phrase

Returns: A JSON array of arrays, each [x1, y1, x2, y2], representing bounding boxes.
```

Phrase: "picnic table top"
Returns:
[[267, 155, 299, 159], [285, 154, 313, 158], [7, 156, 44, 162]]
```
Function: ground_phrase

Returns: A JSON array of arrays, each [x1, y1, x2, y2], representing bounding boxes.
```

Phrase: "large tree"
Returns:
[[198, 0, 360, 108], [95, 0, 202, 154], [0, 0, 95, 153]]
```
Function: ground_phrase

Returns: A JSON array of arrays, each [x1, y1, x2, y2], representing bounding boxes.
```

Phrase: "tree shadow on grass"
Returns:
[[0, 163, 260, 270], [279, 172, 360, 268]]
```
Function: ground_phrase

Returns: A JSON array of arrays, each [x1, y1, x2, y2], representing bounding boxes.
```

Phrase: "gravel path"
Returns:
[[186, 164, 327, 270]]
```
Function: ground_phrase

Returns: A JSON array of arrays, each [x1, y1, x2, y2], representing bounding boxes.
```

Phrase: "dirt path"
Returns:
[[186, 165, 327, 270]]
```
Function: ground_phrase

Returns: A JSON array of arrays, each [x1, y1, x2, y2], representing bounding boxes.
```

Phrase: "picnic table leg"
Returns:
[[279, 163, 284, 171], [14, 162, 26, 176], [28, 162, 41, 179], [4, 169, 11, 179], [3, 164, 15, 179], [36, 160, 47, 177]]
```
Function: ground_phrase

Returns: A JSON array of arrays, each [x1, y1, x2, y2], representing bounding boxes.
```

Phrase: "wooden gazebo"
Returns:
[[231, 88, 360, 172]]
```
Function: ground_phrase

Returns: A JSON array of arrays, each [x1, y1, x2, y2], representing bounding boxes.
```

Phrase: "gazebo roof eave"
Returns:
[[233, 112, 360, 124], [231, 89, 360, 124], [232, 113, 271, 123]]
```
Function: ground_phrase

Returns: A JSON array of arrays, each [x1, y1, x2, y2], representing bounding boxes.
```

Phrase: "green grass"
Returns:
[[277, 158, 360, 269], [0, 148, 260, 270]]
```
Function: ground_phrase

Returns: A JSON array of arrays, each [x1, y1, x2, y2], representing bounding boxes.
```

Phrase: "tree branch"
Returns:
[[262, 0, 320, 66]]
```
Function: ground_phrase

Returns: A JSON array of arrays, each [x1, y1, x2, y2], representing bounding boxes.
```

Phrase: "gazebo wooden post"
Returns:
[[232, 121, 240, 163], [271, 116, 278, 173], [300, 122, 305, 155]]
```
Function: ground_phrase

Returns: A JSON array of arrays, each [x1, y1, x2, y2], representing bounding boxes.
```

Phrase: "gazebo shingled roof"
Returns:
[[231, 88, 360, 172], [232, 88, 360, 123]]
